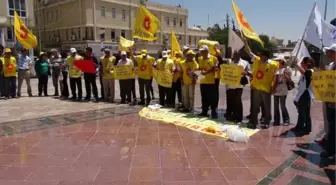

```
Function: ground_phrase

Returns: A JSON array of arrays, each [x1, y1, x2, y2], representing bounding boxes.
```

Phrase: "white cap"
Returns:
[[121, 51, 127, 56], [182, 46, 189, 51], [70, 48, 77, 53], [323, 43, 336, 53], [162, 51, 168, 58], [199, 45, 209, 51], [274, 55, 286, 63]]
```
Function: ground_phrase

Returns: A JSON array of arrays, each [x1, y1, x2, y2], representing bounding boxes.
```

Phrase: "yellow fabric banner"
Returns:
[[139, 108, 259, 139], [312, 71, 336, 102], [171, 30, 181, 57], [232, 0, 263, 47], [114, 65, 134, 80], [14, 11, 37, 49], [118, 36, 135, 52], [155, 70, 173, 88], [220, 64, 243, 86], [133, 5, 160, 41]]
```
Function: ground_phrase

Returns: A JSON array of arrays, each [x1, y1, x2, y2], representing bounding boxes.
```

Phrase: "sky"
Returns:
[[151, 0, 336, 43]]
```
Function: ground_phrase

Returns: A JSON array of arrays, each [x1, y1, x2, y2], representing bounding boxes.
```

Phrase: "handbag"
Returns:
[[286, 79, 295, 90], [240, 75, 249, 86]]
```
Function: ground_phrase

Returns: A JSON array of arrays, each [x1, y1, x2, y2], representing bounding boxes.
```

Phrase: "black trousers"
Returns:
[[61, 71, 69, 97], [158, 85, 173, 106], [0, 73, 4, 96], [295, 91, 312, 132], [150, 78, 154, 98], [226, 88, 243, 122], [119, 79, 132, 102], [200, 84, 216, 114], [131, 79, 136, 101], [84, 73, 98, 99], [215, 78, 220, 108], [172, 79, 182, 104], [70, 78, 82, 99], [326, 106, 335, 154], [38, 74, 48, 96], [99, 75, 104, 99], [3, 76, 16, 97], [138, 78, 151, 103]]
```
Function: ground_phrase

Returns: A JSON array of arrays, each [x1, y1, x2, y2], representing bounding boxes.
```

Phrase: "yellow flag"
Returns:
[[118, 36, 135, 52], [14, 11, 37, 49], [232, 1, 263, 46], [171, 30, 181, 57], [133, 5, 160, 41]]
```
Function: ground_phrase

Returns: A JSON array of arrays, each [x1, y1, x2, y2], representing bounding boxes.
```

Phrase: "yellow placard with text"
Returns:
[[155, 71, 173, 88], [312, 71, 336, 102], [114, 65, 134, 80], [220, 64, 243, 86]]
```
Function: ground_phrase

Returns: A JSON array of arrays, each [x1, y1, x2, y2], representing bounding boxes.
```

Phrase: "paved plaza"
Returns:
[[0, 78, 334, 185]]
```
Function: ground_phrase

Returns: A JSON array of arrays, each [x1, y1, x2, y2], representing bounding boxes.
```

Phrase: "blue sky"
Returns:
[[151, 0, 335, 43]]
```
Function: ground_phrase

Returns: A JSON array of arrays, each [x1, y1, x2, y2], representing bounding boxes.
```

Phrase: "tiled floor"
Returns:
[[0, 79, 334, 185]]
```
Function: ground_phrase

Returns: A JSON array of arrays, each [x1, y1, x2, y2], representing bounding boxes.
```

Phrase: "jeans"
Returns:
[[84, 73, 98, 99], [273, 95, 290, 124], [38, 74, 48, 96], [295, 91, 312, 132], [138, 78, 151, 104], [172, 79, 182, 104], [70, 77, 82, 99], [4, 76, 16, 97]]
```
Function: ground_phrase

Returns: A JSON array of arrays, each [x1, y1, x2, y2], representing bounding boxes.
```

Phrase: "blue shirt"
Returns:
[[17, 54, 32, 70]]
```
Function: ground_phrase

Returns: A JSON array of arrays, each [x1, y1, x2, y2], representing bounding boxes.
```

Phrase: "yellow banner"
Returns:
[[139, 108, 258, 139], [114, 65, 134, 80], [312, 71, 336, 102], [133, 5, 160, 41], [155, 70, 173, 88], [14, 11, 37, 49], [171, 30, 181, 57], [220, 64, 243, 86], [118, 36, 135, 52]]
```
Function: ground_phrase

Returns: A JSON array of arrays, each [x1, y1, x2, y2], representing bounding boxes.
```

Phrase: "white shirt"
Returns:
[[295, 69, 314, 102], [117, 58, 133, 66], [273, 67, 292, 96], [227, 58, 250, 89]]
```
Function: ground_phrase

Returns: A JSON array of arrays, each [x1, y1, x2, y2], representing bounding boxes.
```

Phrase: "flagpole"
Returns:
[[319, 0, 328, 68], [38, 2, 42, 52]]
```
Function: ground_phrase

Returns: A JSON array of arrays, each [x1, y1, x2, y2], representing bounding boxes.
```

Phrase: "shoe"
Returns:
[[138, 101, 145, 105], [211, 113, 218, 119], [320, 150, 335, 158], [182, 108, 191, 113], [84, 97, 91, 101], [120, 100, 126, 104], [70, 97, 77, 101], [44, 94, 49, 97], [198, 113, 208, 117], [247, 123, 257, 129], [77, 98, 82, 101], [38, 94, 42, 97], [53, 93, 59, 96], [28, 94, 33, 97], [273, 122, 280, 126], [284, 122, 290, 126]]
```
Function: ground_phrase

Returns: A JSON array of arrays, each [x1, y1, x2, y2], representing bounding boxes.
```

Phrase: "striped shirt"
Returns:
[[17, 54, 32, 70]]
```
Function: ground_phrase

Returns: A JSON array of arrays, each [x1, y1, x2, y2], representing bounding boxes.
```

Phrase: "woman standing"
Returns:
[[35, 52, 50, 96], [272, 55, 292, 126], [293, 57, 315, 135]]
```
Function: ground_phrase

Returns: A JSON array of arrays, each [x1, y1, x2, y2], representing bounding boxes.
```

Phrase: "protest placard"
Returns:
[[312, 71, 336, 102], [220, 64, 243, 86]]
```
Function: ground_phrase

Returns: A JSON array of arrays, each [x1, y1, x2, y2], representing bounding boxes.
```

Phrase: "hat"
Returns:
[[175, 51, 183, 56], [162, 51, 168, 58], [323, 43, 336, 53], [121, 51, 127, 56], [167, 50, 171, 54], [4, 48, 11, 53], [141, 49, 148, 56], [39, 52, 46, 56], [50, 48, 58, 52], [186, 50, 195, 55], [70, 48, 77, 53], [199, 45, 209, 51], [274, 55, 286, 63], [182, 46, 190, 51], [104, 48, 110, 53]]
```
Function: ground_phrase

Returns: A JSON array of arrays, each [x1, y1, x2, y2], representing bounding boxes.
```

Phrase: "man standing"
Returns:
[[67, 48, 83, 101], [117, 51, 134, 104], [50, 49, 63, 96], [0, 45, 4, 97], [83, 47, 99, 101], [243, 39, 278, 129], [17, 48, 32, 97], [172, 51, 183, 107], [2, 48, 17, 99], [101, 49, 116, 102], [198, 45, 219, 118]]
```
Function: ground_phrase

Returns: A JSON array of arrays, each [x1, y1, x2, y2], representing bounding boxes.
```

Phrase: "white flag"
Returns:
[[228, 29, 244, 52], [292, 40, 311, 63], [303, 3, 336, 48]]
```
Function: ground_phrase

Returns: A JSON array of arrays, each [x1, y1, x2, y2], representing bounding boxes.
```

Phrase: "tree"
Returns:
[[224, 14, 230, 28], [231, 18, 236, 31]]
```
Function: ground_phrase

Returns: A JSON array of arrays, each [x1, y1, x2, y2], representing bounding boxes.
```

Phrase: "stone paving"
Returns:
[[0, 78, 334, 185]]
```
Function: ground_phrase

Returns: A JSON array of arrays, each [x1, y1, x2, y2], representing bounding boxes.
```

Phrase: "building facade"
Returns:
[[0, 0, 35, 48], [34, 0, 208, 55]]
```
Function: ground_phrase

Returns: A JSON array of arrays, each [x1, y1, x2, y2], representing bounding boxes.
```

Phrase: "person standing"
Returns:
[[172, 51, 183, 107], [293, 57, 315, 135], [243, 39, 278, 129], [2, 48, 17, 99], [131, 49, 154, 106], [180, 50, 198, 112], [198, 45, 219, 118], [83, 47, 99, 101], [129, 51, 137, 105], [320, 44, 336, 158], [154, 51, 175, 107], [17, 48, 32, 97], [60, 52, 69, 99], [226, 50, 250, 123], [213, 47, 223, 111], [272, 55, 292, 126], [67, 48, 83, 101], [35, 52, 50, 96], [101, 49, 116, 102], [99, 48, 105, 100], [0, 45, 4, 97], [117, 51, 134, 104], [50, 49, 63, 96]]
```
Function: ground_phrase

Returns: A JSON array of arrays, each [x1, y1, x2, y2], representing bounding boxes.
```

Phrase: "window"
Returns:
[[180, 19, 183, 27], [166, 17, 170, 26], [111, 29, 115, 41], [100, 28, 105, 40], [8, 0, 27, 17], [78, 28, 81, 40], [65, 29, 68, 40], [50, 12, 53, 21], [121, 30, 126, 38], [188, 35, 191, 45], [112, 8, 116, 18], [173, 18, 177, 26], [55, 10, 58, 21], [85, 27, 89, 39], [6, 27, 14, 40], [100, 6, 105, 17], [122, 10, 126, 20]]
